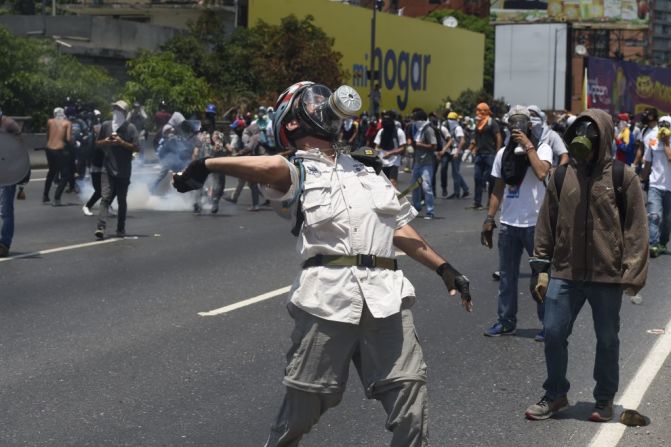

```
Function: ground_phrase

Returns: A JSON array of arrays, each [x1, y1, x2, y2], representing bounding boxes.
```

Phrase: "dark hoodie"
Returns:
[[534, 109, 648, 293]]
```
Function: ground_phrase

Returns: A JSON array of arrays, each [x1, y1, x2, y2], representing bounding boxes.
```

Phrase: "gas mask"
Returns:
[[508, 115, 530, 155], [569, 119, 599, 162], [289, 84, 361, 144]]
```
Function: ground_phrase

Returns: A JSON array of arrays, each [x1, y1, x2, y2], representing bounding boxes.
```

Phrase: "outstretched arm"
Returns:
[[393, 224, 473, 312], [173, 154, 292, 194]]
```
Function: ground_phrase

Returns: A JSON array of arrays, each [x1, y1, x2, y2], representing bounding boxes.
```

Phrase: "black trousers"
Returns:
[[97, 173, 129, 233], [43, 149, 70, 201]]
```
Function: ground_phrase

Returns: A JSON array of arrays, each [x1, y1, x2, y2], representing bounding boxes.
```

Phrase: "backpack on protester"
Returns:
[[553, 160, 627, 231]]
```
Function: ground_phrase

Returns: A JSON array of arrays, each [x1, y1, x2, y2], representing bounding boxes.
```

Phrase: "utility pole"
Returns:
[[369, 0, 383, 115]]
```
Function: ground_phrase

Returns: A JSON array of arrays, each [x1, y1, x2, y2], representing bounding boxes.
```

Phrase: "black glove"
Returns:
[[172, 158, 211, 193], [437, 262, 472, 302], [481, 216, 496, 248]]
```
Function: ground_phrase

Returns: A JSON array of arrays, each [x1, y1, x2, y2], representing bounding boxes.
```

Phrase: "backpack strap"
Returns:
[[612, 159, 626, 232], [553, 164, 568, 200], [290, 157, 306, 237], [552, 161, 627, 234]]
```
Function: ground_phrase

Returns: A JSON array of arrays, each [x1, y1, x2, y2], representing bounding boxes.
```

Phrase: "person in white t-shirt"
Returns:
[[374, 112, 406, 188], [480, 106, 552, 340], [443, 112, 470, 199], [641, 110, 671, 257]]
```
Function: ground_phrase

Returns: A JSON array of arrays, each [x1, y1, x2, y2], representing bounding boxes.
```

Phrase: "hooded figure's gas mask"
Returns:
[[569, 119, 599, 162]]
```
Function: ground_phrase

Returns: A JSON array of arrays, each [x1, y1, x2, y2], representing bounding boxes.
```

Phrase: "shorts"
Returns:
[[283, 303, 427, 398], [382, 166, 399, 181]]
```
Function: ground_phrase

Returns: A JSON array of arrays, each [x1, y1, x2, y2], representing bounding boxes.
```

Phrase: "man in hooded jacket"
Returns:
[[524, 109, 648, 422]]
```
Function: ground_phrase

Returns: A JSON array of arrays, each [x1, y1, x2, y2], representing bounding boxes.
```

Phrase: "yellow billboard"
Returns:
[[249, 0, 484, 114]]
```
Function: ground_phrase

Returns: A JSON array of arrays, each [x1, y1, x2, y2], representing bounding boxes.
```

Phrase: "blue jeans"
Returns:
[[411, 163, 435, 215], [543, 279, 622, 401], [474, 153, 495, 206], [647, 186, 671, 246], [0, 185, 16, 248], [497, 224, 543, 327], [451, 155, 469, 196]]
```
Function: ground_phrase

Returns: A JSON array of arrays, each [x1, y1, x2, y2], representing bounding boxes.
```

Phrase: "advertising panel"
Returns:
[[249, 0, 484, 113], [586, 57, 671, 116], [494, 23, 568, 110], [490, 0, 650, 25]]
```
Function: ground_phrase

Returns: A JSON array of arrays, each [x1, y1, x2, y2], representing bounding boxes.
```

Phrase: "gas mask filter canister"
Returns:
[[569, 120, 598, 161]]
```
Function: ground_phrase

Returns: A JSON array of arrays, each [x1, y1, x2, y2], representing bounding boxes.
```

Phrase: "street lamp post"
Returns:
[[369, 0, 383, 116], [552, 27, 561, 111]]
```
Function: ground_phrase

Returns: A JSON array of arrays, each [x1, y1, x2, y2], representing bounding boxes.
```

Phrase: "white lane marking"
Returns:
[[198, 286, 292, 317], [199, 253, 408, 317], [0, 237, 137, 263], [29, 178, 46, 182], [588, 318, 671, 447]]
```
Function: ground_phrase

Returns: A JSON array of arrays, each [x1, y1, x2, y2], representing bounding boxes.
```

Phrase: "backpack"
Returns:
[[430, 123, 445, 151], [553, 160, 626, 231]]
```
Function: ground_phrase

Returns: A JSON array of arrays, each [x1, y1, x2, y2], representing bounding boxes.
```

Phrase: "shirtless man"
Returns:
[[44, 107, 72, 205]]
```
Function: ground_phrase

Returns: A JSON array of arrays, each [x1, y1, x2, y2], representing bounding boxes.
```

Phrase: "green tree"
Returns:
[[159, 13, 348, 108], [424, 10, 494, 94], [0, 26, 119, 130], [123, 50, 212, 117], [444, 88, 507, 118]]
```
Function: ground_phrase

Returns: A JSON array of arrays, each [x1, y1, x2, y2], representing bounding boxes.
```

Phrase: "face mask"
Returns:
[[112, 110, 125, 131], [569, 120, 599, 161], [530, 116, 542, 128]]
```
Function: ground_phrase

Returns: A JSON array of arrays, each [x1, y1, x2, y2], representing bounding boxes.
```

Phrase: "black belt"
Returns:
[[302, 254, 398, 271]]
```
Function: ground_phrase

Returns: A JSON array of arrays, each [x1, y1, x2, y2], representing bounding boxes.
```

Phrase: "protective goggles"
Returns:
[[508, 115, 530, 132], [574, 120, 599, 139], [294, 84, 361, 136], [659, 120, 671, 129]]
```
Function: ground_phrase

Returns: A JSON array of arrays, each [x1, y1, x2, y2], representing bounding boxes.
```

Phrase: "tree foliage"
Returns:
[[0, 26, 119, 130], [424, 10, 494, 94], [123, 50, 211, 117], [160, 13, 348, 109], [444, 88, 508, 118]]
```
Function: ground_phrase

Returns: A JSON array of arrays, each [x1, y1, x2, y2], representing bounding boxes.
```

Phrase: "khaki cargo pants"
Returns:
[[265, 302, 428, 447]]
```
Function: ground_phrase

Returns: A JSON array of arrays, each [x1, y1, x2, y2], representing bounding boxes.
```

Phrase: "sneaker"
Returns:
[[211, 204, 219, 214], [445, 193, 457, 199], [42, 196, 50, 204], [423, 213, 435, 220], [525, 395, 569, 420], [484, 322, 516, 337], [441, 190, 448, 198], [460, 190, 470, 199], [193, 203, 202, 215], [248, 205, 261, 212], [534, 329, 545, 342], [492, 271, 501, 281], [650, 244, 666, 258], [94, 228, 104, 240], [465, 203, 483, 210], [589, 400, 614, 422], [82, 205, 93, 216], [0, 242, 8, 258], [52, 199, 62, 207], [224, 197, 237, 204]]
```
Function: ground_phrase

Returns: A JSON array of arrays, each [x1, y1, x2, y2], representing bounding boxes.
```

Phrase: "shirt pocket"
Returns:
[[301, 178, 333, 226], [357, 172, 402, 215]]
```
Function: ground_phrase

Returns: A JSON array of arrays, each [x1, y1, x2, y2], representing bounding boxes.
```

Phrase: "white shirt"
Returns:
[[643, 126, 671, 190], [491, 143, 553, 227], [262, 150, 418, 324], [374, 128, 407, 167]]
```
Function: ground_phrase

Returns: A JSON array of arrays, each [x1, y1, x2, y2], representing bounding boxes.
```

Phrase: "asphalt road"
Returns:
[[1, 165, 670, 447]]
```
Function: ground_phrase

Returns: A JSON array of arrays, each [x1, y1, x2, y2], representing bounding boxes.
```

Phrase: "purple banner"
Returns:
[[586, 57, 671, 116]]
